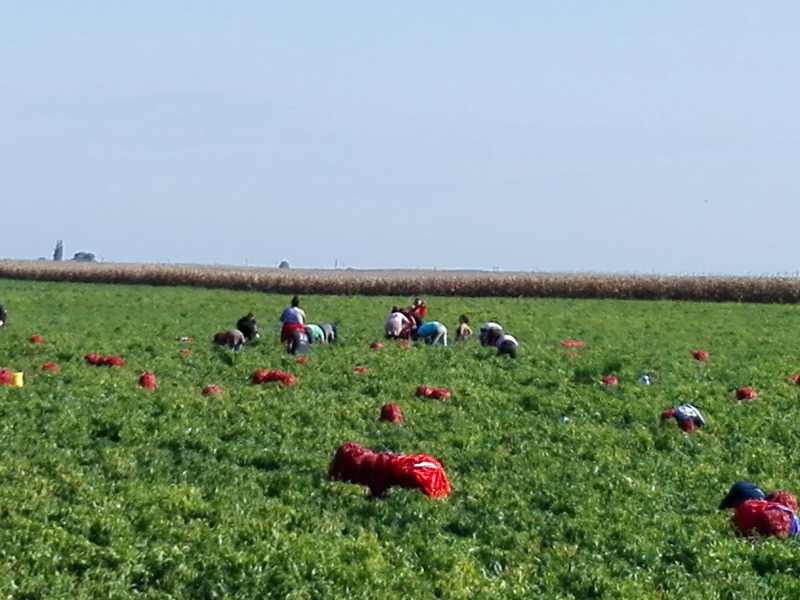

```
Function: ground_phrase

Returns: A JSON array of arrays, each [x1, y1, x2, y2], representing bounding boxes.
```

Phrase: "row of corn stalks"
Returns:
[[1, 260, 800, 303]]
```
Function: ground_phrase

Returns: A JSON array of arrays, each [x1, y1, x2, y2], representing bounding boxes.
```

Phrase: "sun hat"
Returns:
[[719, 481, 766, 510]]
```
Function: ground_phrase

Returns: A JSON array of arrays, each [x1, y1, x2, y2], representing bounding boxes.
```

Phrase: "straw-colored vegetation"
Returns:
[[2, 259, 800, 302]]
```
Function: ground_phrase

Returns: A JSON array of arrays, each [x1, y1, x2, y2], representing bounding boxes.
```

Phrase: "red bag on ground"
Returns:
[[85, 354, 125, 367], [736, 387, 757, 400], [139, 371, 157, 390], [692, 350, 709, 361], [416, 385, 452, 399], [329, 442, 451, 498], [0, 369, 13, 385], [380, 403, 403, 423], [251, 369, 297, 386], [42, 362, 60, 373], [561, 339, 586, 348]]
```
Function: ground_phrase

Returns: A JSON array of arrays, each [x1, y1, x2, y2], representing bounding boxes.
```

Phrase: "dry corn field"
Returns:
[[2, 259, 800, 303]]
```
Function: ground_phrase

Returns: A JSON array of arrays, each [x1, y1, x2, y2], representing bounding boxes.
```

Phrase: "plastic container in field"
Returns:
[[12, 372, 24, 387]]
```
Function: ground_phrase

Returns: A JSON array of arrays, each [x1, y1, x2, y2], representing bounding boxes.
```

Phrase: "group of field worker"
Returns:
[[213, 295, 337, 355], [382, 299, 519, 357], [211, 295, 518, 358]]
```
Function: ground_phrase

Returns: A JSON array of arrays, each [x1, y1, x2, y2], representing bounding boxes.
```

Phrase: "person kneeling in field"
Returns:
[[385, 307, 414, 339], [416, 321, 448, 346], [455, 315, 472, 341], [287, 328, 309, 355], [305, 323, 326, 344], [319, 322, 339, 343], [0, 303, 6, 328], [214, 329, 245, 351], [495, 332, 519, 358], [660, 403, 705, 432], [719, 481, 800, 538], [479, 322, 503, 346], [236, 312, 259, 341]]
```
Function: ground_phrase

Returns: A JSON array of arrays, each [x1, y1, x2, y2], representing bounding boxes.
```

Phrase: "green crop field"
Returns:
[[1, 279, 800, 599]]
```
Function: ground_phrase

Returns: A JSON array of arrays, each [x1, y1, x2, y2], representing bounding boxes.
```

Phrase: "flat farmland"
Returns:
[[1, 278, 800, 598]]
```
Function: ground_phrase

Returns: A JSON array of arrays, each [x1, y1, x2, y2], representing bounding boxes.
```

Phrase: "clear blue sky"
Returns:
[[2, 2, 798, 274]]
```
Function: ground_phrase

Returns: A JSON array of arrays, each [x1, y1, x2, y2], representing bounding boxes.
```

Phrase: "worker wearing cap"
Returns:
[[719, 481, 800, 538]]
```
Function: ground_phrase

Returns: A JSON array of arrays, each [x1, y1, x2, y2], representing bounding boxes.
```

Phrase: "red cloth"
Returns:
[[410, 302, 427, 321], [732, 500, 795, 538], [281, 322, 306, 343], [0, 369, 13, 385], [329, 441, 451, 498]]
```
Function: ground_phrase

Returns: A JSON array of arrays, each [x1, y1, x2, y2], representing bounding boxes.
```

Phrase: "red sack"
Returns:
[[85, 354, 125, 367], [139, 371, 157, 390], [380, 403, 403, 423], [202, 384, 222, 396], [766, 490, 798, 512], [29, 334, 44, 344], [732, 500, 796, 538], [42, 362, 60, 373], [692, 350, 709, 361], [0, 369, 13, 385], [416, 385, 452, 399], [600, 375, 618, 386], [561, 339, 586, 348], [251, 369, 297, 386], [736, 387, 758, 401], [329, 441, 451, 499]]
